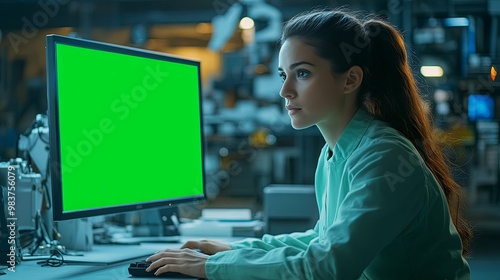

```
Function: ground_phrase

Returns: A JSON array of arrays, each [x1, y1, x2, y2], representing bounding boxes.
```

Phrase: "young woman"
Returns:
[[146, 8, 472, 279]]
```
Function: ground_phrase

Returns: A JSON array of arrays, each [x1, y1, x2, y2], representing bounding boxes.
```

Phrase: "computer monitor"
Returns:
[[468, 94, 495, 121], [46, 34, 206, 221]]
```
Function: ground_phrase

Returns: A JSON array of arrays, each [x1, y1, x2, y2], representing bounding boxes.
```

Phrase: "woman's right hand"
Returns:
[[180, 239, 232, 255]]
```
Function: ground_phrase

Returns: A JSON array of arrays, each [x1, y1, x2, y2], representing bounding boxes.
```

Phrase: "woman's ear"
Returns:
[[344, 65, 363, 94]]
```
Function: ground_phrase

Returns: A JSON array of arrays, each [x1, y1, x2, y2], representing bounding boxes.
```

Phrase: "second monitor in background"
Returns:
[[468, 94, 494, 122]]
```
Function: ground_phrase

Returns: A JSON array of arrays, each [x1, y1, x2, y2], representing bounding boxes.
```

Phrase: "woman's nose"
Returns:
[[279, 81, 295, 99]]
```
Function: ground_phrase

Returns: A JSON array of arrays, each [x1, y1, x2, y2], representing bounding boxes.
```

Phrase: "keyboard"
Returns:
[[128, 260, 199, 278]]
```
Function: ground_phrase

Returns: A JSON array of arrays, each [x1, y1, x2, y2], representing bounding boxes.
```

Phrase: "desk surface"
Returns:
[[4, 237, 241, 280]]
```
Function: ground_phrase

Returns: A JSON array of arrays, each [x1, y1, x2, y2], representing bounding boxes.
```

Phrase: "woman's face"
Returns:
[[278, 37, 355, 131]]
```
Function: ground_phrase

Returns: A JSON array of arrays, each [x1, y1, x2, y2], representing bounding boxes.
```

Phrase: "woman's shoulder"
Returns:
[[349, 118, 424, 168], [362, 118, 417, 151], [347, 119, 429, 190], [365, 117, 403, 138]]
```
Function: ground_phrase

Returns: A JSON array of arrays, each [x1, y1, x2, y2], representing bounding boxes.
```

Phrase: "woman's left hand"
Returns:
[[145, 248, 209, 278]]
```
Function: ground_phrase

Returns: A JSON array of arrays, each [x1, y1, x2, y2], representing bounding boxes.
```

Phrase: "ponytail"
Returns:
[[360, 19, 472, 256]]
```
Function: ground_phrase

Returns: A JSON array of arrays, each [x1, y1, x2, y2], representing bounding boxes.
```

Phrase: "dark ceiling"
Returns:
[[0, 0, 399, 32], [0, 0, 494, 34]]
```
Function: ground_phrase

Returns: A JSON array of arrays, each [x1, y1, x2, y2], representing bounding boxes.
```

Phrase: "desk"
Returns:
[[3, 237, 241, 280]]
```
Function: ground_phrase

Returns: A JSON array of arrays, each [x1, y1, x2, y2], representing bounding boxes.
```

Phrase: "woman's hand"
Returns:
[[145, 248, 208, 278], [181, 239, 232, 255]]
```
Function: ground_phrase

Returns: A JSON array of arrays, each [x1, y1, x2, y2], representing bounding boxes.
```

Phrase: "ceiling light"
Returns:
[[239, 17, 254, 30], [420, 66, 444, 77]]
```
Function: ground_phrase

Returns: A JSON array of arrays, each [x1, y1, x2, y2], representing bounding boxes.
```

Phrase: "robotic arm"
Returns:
[[208, 0, 282, 51]]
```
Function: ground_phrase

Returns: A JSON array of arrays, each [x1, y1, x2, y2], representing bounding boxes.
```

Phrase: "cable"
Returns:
[[27, 213, 45, 256], [37, 126, 49, 144], [41, 179, 51, 210], [43, 154, 52, 210], [36, 249, 64, 267], [28, 235, 45, 257]]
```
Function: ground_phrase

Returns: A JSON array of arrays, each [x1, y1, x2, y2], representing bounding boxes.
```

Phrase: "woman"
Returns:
[[146, 8, 472, 279]]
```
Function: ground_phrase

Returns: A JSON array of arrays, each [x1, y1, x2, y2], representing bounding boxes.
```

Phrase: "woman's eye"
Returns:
[[279, 72, 286, 82], [297, 69, 309, 78]]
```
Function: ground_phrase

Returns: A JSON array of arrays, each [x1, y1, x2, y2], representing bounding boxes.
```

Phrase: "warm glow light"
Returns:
[[195, 23, 212, 34], [491, 65, 497, 81], [420, 66, 444, 77], [239, 17, 254, 30]]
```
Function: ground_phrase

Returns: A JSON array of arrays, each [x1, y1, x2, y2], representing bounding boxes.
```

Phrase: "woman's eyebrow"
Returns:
[[278, 61, 315, 71]]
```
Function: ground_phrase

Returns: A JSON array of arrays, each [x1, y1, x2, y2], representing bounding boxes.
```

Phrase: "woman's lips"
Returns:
[[286, 105, 302, 115]]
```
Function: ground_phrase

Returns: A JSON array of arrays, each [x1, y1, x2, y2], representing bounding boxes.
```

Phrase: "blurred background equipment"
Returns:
[[263, 184, 318, 235]]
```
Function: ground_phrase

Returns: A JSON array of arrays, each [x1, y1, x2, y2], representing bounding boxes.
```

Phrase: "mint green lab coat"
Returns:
[[205, 109, 470, 279]]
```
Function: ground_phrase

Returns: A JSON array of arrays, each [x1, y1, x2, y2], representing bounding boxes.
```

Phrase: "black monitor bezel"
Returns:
[[46, 34, 206, 221]]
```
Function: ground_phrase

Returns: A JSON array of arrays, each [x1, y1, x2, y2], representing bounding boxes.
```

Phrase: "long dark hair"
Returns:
[[279, 8, 472, 256]]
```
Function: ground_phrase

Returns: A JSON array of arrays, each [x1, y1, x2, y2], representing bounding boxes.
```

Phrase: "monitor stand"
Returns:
[[107, 207, 182, 245], [57, 218, 94, 251]]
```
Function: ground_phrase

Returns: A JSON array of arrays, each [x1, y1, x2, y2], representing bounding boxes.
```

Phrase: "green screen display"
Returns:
[[48, 36, 205, 219]]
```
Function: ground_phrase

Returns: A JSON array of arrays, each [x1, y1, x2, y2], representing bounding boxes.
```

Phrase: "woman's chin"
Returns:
[[291, 121, 313, 130]]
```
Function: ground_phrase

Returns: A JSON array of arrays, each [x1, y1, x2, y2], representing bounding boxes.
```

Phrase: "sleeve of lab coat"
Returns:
[[230, 224, 319, 251]]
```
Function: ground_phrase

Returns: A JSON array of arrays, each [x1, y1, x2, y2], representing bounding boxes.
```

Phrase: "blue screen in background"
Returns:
[[468, 95, 494, 121]]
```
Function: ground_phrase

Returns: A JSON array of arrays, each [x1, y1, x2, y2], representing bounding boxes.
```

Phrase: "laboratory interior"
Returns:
[[0, 0, 499, 279]]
